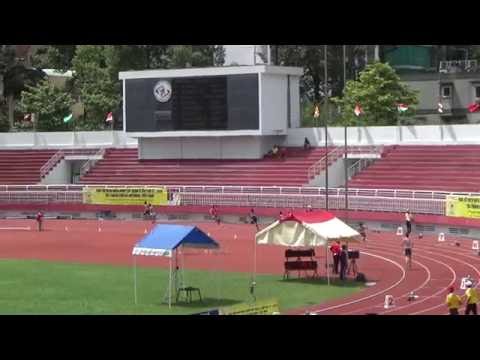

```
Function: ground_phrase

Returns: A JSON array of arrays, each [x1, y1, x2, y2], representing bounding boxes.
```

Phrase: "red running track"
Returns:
[[0, 219, 478, 315]]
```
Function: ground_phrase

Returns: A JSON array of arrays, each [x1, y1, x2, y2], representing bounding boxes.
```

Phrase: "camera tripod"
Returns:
[[347, 258, 358, 277]]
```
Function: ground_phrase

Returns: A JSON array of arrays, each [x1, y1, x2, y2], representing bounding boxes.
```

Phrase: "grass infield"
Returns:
[[0, 259, 363, 314]]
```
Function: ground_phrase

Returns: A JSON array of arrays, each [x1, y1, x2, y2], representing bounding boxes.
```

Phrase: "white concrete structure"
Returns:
[[224, 45, 271, 66], [119, 65, 303, 159], [285, 124, 480, 147], [0, 131, 137, 149], [2, 124, 480, 151]]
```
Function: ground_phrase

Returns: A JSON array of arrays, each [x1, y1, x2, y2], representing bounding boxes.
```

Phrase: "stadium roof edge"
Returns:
[[118, 65, 304, 80]]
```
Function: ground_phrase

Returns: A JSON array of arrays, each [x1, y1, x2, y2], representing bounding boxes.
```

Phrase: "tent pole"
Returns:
[[133, 255, 138, 305], [253, 235, 257, 281], [326, 244, 330, 286], [169, 255, 173, 309]]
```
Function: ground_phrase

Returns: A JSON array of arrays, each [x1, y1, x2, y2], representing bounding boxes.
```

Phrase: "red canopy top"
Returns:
[[280, 210, 336, 224]]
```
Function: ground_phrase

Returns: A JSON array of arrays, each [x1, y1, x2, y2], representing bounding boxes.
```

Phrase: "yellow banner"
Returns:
[[83, 187, 168, 206], [446, 195, 480, 219], [219, 299, 280, 315]]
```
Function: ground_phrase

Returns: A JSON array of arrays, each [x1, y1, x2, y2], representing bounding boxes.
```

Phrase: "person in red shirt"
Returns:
[[36, 211, 44, 232], [209, 205, 220, 225], [330, 241, 341, 274]]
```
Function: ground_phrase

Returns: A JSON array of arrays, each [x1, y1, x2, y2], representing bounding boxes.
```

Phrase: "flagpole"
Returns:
[[324, 45, 329, 212], [343, 45, 349, 222]]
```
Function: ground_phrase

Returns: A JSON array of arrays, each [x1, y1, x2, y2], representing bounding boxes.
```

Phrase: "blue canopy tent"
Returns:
[[132, 224, 219, 308]]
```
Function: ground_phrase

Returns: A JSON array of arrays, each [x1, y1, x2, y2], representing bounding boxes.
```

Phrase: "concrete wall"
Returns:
[[42, 159, 71, 185], [309, 159, 359, 187], [259, 73, 302, 134], [139, 136, 267, 159], [0, 131, 138, 149], [286, 124, 480, 146], [289, 76, 301, 128], [260, 73, 288, 135]]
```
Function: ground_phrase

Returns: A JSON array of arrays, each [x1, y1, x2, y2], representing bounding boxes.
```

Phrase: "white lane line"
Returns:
[[380, 253, 456, 314], [343, 249, 431, 315], [408, 248, 480, 315], [311, 251, 406, 314]]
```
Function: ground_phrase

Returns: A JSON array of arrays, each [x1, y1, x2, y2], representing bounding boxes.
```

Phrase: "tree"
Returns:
[[2, 64, 46, 129], [332, 62, 419, 126], [19, 80, 74, 131], [274, 45, 372, 105], [166, 45, 215, 68], [71, 45, 121, 130], [213, 45, 225, 66], [31, 45, 76, 72]]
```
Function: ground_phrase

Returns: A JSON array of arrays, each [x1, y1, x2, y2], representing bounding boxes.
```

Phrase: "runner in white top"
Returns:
[[402, 235, 413, 269], [405, 210, 413, 237]]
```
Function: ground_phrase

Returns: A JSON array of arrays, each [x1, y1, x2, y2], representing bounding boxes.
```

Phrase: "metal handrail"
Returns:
[[0, 183, 474, 200], [307, 145, 384, 180], [307, 147, 343, 180], [347, 158, 375, 180], [80, 148, 106, 177], [40, 150, 65, 178]]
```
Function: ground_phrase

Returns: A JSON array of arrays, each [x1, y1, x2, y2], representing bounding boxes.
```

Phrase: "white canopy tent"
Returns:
[[255, 211, 362, 284]]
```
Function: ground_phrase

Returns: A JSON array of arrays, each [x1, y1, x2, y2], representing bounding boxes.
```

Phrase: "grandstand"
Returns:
[[0, 149, 57, 184], [348, 145, 480, 192], [79, 147, 330, 186]]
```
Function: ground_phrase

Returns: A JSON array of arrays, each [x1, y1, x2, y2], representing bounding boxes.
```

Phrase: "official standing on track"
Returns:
[[339, 245, 348, 281], [463, 281, 479, 315], [36, 211, 44, 232], [330, 241, 341, 275], [445, 286, 462, 315]]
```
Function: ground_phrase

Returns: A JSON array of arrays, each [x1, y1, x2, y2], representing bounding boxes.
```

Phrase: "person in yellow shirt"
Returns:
[[463, 281, 478, 315], [446, 286, 462, 315]]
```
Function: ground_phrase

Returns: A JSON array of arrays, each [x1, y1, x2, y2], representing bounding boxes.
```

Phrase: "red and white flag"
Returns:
[[354, 104, 364, 117], [105, 112, 113, 123], [438, 102, 444, 113], [468, 102, 480, 113], [397, 103, 409, 113]]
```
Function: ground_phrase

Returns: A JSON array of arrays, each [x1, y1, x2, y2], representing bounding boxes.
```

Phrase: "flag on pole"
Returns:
[[354, 104, 363, 117], [63, 113, 73, 123], [437, 102, 444, 113], [468, 102, 480, 113], [397, 103, 409, 113], [313, 105, 320, 119], [23, 113, 32, 122], [105, 112, 114, 123]]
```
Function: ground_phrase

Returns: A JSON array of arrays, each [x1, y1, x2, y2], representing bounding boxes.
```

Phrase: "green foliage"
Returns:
[[19, 80, 74, 131], [0, 46, 16, 74], [301, 100, 340, 128], [31, 45, 76, 72], [332, 62, 419, 126], [0, 106, 9, 132], [72, 45, 120, 129], [166, 45, 214, 68], [213, 45, 226, 66]]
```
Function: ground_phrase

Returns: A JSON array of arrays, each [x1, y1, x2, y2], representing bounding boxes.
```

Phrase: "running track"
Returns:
[[0, 219, 478, 315]]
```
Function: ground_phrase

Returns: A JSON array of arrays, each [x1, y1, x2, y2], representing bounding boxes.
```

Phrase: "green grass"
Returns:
[[0, 259, 363, 314]]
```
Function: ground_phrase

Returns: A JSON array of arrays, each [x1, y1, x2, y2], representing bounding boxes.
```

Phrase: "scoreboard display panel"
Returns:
[[125, 74, 259, 132]]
